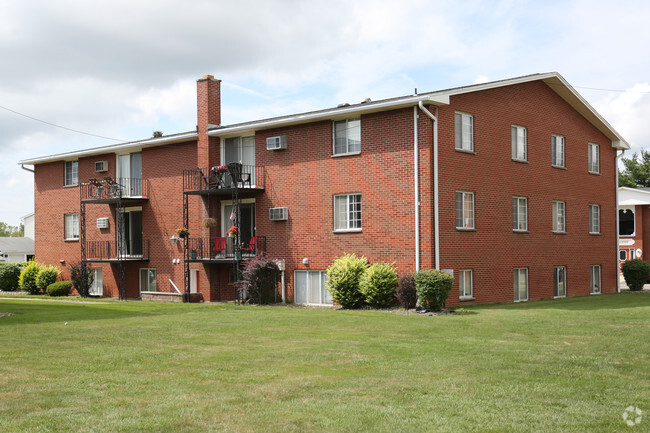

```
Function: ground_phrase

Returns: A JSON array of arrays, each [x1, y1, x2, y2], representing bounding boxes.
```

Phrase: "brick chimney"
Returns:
[[197, 75, 221, 169]]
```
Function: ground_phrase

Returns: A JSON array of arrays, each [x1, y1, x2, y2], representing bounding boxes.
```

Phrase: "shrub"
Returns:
[[36, 265, 61, 292], [69, 262, 94, 297], [359, 262, 398, 308], [414, 269, 454, 312], [621, 259, 650, 291], [19, 260, 44, 294], [396, 275, 418, 309], [239, 254, 280, 304], [46, 281, 72, 297], [326, 253, 369, 309], [0, 263, 22, 291]]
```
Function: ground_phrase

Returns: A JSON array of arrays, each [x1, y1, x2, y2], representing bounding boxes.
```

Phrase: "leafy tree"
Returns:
[[619, 149, 650, 188], [152, 131, 163, 137], [0, 222, 24, 237]]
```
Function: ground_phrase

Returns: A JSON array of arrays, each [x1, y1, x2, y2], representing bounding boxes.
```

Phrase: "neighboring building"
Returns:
[[0, 237, 34, 263], [22, 213, 35, 240], [618, 187, 650, 267], [19, 72, 629, 304]]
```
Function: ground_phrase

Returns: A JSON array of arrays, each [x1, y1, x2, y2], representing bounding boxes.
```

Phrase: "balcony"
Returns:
[[83, 240, 150, 262], [81, 177, 149, 203], [183, 164, 265, 196], [185, 236, 266, 263]]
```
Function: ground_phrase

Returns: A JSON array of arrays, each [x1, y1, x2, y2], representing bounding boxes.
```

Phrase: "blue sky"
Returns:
[[1, 0, 649, 226]]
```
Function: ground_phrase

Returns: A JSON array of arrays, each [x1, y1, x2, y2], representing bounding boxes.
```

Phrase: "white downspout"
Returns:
[[418, 101, 440, 270], [615, 149, 625, 293], [413, 106, 420, 271]]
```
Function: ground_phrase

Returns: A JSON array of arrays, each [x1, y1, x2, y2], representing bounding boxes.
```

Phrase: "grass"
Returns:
[[0, 293, 648, 432]]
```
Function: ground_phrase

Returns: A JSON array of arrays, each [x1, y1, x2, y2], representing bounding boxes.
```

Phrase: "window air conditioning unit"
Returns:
[[269, 207, 288, 221], [95, 161, 108, 172], [266, 135, 288, 150], [97, 218, 109, 229]]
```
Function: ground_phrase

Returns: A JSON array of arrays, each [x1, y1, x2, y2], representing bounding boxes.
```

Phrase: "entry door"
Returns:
[[89, 268, 103, 296], [118, 152, 142, 196], [223, 137, 255, 185], [118, 209, 143, 256], [223, 203, 255, 247], [190, 269, 199, 294], [619, 248, 635, 269]]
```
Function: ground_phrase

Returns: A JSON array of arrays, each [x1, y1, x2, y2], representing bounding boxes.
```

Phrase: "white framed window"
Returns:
[[64, 160, 78, 186], [514, 268, 528, 301], [64, 213, 79, 240], [139, 268, 157, 293], [295, 270, 332, 305], [459, 269, 473, 298], [455, 112, 474, 152], [588, 143, 600, 173], [456, 191, 475, 229], [334, 194, 362, 231], [552, 201, 566, 233], [513, 197, 528, 231], [511, 125, 527, 161], [619, 208, 635, 236], [553, 266, 566, 298], [589, 204, 600, 234], [333, 119, 361, 155], [590, 265, 601, 294], [89, 268, 103, 296], [552, 135, 565, 167]]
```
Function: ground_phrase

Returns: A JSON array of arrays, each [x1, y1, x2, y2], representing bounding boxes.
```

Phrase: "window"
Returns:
[[456, 191, 475, 229], [590, 265, 601, 294], [89, 268, 103, 296], [334, 194, 362, 231], [333, 119, 361, 155], [619, 208, 635, 236], [117, 152, 143, 197], [554, 266, 566, 298], [513, 197, 528, 231], [588, 143, 600, 173], [64, 161, 78, 186], [552, 135, 565, 167], [589, 205, 600, 234], [294, 270, 332, 305], [459, 269, 473, 298], [514, 268, 528, 301], [552, 201, 566, 233], [224, 136, 255, 184], [511, 126, 527, 161], [455, 112, 474, 152], [64, 213, 79, 240], [139, 268, 157, 292]]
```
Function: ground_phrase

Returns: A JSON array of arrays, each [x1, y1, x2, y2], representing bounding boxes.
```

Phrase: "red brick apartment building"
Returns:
[[19, 72, 629, 305]]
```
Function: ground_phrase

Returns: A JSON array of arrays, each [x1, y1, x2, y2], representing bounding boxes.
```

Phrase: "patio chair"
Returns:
[[214, 237, 227, 258], [240, 236, 257, 255], [227, 162, 252, 188]]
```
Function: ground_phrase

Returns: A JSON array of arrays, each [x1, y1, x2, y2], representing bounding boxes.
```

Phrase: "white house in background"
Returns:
[[618, 187, 650, 267], [0, 237, 35, 263], [22, 213, 34, 240]]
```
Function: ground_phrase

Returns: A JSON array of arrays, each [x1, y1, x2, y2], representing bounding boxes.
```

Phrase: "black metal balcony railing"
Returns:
[[185, 236, 266, 260], [183, 165, 265, 192], [84, 240, 150, 261], [81, 178, 149, 201]]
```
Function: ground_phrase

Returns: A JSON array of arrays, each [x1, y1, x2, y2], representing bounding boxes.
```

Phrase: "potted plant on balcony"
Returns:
[[226, 225, 239, 238], [190, 249, 198, 260], [202, 218, 218, 229], [176, 228, 190, 239]]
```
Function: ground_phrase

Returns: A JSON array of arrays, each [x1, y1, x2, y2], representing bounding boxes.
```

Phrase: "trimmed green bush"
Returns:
[[46, 281, 72, 297], [359, 262, 398, 308], [621, 259, 650, 291], [0, 263, 22, 291], [36, 265, 61, 293], [239, 254, 280, 304], [414, 269, 454, 312], [19, 261, 44, 294], [396, 275, 418, 309], [326, 253, 369, 308]]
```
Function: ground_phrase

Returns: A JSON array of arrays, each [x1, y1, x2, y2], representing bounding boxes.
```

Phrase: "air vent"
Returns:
[[266, 135, 288, 150], [95, 161, 108, 172], [269, 207, 288, 221], [97, 218, 109, 229]]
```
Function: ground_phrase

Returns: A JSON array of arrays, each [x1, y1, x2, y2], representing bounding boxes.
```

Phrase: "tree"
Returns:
[[619, 149, 650, 188], [0, 222, 24, 237], [152, 130, 163, 137]]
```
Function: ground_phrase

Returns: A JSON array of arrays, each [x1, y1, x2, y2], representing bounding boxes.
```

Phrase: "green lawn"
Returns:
[[0, 294, 648, 433]]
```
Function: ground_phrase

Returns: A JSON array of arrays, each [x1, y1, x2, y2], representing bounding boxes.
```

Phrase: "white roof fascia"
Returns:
[[207, 95, 450, 137], [18, 132, 198, 166]]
